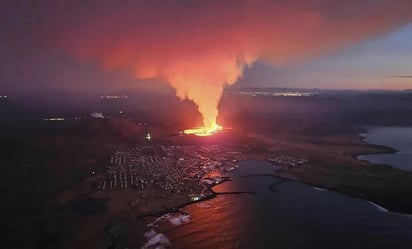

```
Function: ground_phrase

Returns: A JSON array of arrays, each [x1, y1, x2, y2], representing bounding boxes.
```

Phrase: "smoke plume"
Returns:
[[43, 0, 412, 128]]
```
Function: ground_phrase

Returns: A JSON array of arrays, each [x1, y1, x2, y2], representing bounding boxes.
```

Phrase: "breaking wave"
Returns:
[[141, 229, 170, 249]]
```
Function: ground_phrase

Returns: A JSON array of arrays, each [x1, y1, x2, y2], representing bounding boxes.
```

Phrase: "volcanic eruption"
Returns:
[[42, 0, 412, 136]]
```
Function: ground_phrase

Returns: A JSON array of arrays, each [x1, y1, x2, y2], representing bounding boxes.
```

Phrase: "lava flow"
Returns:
[[184, 124, 223, 137]]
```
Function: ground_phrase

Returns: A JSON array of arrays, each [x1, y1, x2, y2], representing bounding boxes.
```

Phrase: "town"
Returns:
[[96, 140, 308, 203], [96, 144, 240, 199]]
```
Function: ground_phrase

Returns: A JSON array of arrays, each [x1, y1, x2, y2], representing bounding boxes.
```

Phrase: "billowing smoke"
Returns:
[[43, 0, 412, 129]]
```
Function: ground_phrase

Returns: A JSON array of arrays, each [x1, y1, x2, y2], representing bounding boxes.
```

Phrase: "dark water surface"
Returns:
[[154, 161, 412, 249], [359, 127, 412, 171]]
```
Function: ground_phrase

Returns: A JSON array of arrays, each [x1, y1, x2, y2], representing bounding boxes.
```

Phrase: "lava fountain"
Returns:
[[165, 57, 251, 137], [45, 0, 412, 138], [184, 123, 223, 137]]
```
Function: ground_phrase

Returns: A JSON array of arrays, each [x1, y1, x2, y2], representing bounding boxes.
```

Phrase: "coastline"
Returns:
[[64, 129, 412, 248], [109, 151, 412, 248], [274, 132, 412, 215], [138, 130, 412, 221], [352, 132, 397, 161]]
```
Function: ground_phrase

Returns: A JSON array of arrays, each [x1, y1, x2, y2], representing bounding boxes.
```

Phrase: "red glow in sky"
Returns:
[[1, 1, 411, 93]]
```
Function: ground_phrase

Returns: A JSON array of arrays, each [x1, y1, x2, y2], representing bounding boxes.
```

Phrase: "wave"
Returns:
[[312, 187, 327, 191], [167, 213, 190, 226], [147, 213, 191, 227], [369, 201, 412, 218], [144, 229, 157, 239], [141, 229, 171, 249], [142, 213, 191, 248], [196, 202, 212, 208], [368, 201, 389, 212]]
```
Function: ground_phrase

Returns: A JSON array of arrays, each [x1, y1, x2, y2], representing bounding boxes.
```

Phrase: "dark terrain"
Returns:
[[1, 88, 412, 248]]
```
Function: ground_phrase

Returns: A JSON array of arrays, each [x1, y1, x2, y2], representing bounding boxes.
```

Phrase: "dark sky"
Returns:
[[1, 0, 412, 94]]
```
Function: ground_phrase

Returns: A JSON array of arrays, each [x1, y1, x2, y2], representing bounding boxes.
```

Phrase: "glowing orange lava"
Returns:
[[184, 124, 223, 136]]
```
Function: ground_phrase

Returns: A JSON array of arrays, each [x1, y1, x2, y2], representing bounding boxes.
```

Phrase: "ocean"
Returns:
[[358, 126, 412, 171], [143, 160, 412, 249]]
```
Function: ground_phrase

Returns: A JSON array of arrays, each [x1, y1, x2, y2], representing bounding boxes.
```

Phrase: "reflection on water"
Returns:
[[152, 161, 412, 249], [359, 127, 412, 171], [156, 195, 256, 249]]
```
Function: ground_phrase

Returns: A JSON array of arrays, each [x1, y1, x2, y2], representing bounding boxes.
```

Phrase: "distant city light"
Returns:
[[239, 91, 317, 97], [44, 117, 65, 121], [90, 112, 105, 119], [146, 133, 151, 140], [100, 95, 128, 99]]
